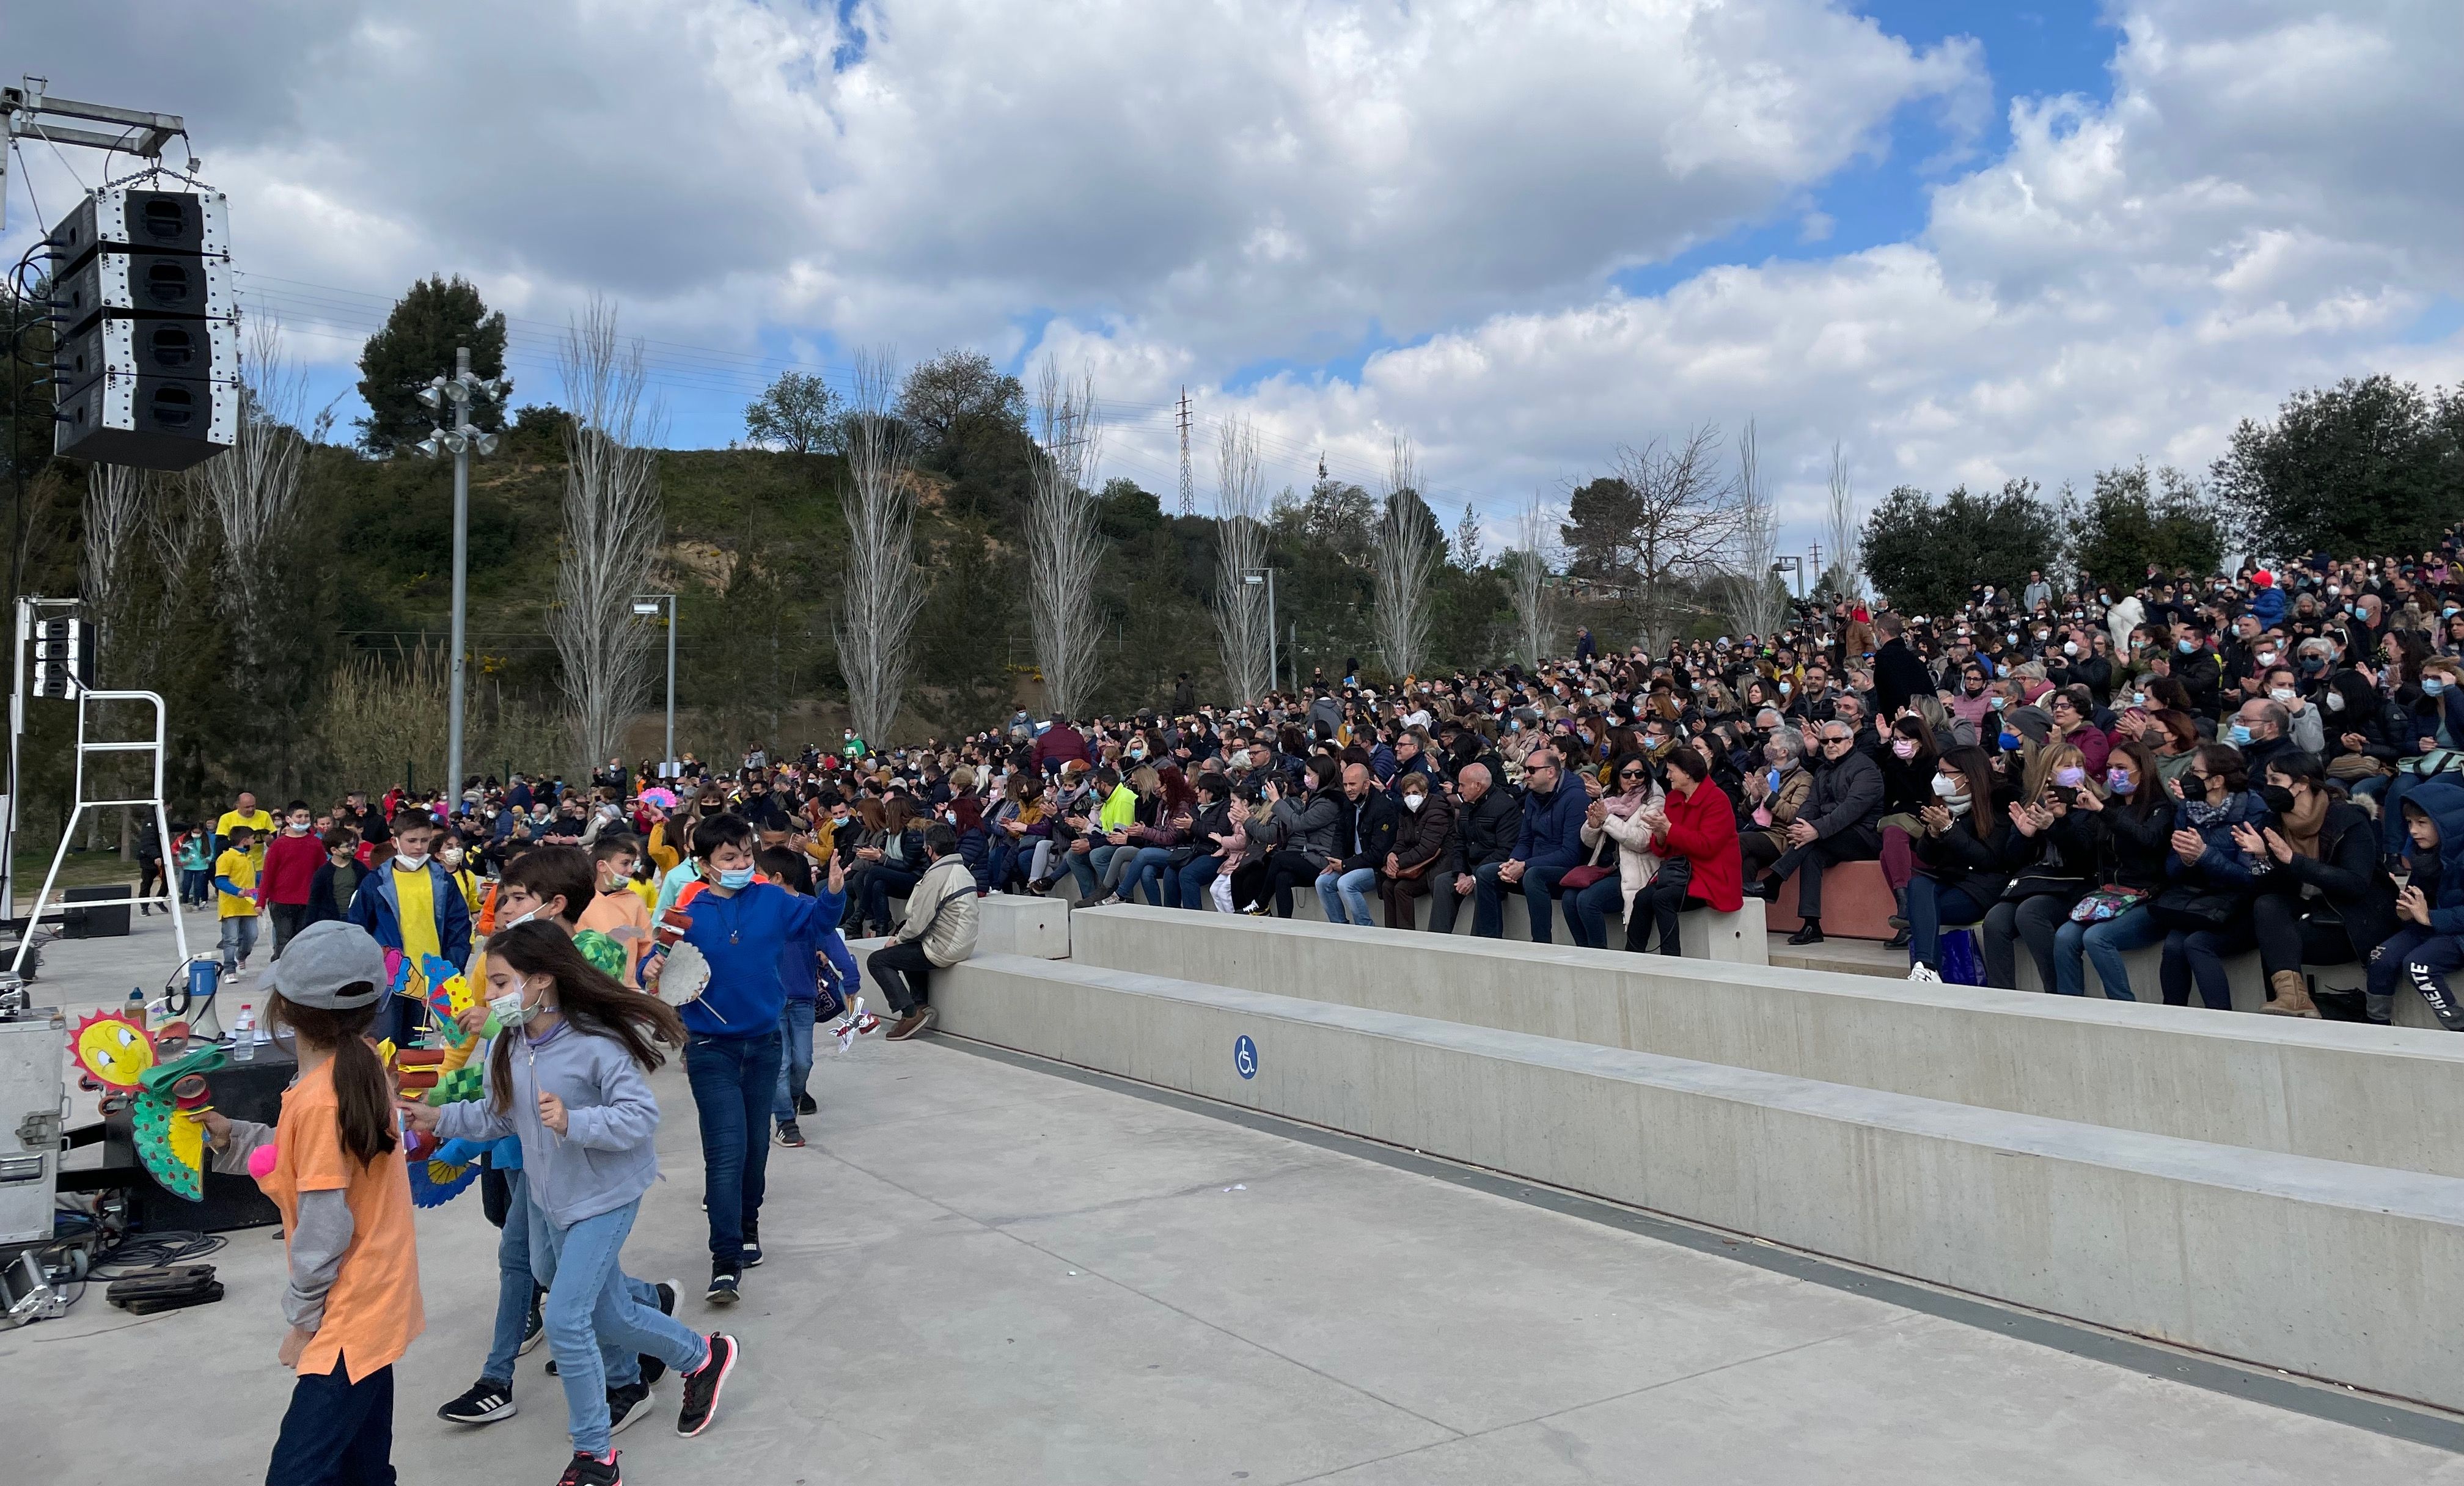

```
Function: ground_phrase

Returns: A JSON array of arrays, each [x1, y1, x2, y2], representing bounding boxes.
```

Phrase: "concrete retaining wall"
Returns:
[[1067, 906, 2464, 1179], [933, 952, 2464, 1414]]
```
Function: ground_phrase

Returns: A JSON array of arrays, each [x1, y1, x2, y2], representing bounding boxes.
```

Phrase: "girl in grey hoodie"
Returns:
[[404, 921, 740, 1486]]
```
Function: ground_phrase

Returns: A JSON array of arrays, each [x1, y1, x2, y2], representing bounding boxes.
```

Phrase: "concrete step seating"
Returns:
[[925, 948, 2464, 1416], [1067, 904, 2464, 1179]]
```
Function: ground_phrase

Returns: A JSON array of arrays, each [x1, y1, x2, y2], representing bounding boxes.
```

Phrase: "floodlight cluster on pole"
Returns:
[[408, 345, 507, 808]]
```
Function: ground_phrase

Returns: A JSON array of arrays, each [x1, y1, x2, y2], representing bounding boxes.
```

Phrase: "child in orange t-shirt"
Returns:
[[197, 920, 423, 1485]]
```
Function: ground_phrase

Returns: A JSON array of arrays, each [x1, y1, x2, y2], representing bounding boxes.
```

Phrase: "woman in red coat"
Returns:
[[1630, 745, 1742, 954]]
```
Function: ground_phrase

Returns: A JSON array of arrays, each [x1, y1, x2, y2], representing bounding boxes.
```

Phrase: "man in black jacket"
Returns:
[[1750, 720, 1884, 945], [1430, 763, 1516, 934], [1316, 763, 1399, 926], [1872, 612, 1935, 720]]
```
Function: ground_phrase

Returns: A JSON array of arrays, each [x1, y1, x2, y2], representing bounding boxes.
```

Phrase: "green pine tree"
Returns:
[[354, 275, 509, 453]]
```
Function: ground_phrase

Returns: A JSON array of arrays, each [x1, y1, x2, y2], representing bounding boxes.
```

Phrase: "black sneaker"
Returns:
[[742, 1220, 764, 1267], [706, 1263, 740, 1306], [637, 1279, 678, 1386], [794, 1092, 817, 1116], [518, 1289, 546, 1356], [774, 1121, 805, 1148], [675, 1333, 738, 1438], [556, 1449, 622, 1486], [438, 1377, 516, 1425], [607, 1379, 654, 1435]]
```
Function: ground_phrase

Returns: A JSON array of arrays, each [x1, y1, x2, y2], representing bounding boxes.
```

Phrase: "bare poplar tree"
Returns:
[[832, 348, 924, 743], [1370, 436, 1439, 681], [1509, 488, 1558, 665], [551, 299, 665, 768], [194, 317, 311, 649], [81, 463, 145, 666], [1027, 359, 1106, 717], [1611, 423, 1742, 652], [1725, 419, 1790, 640], [1211, 417, 1272, 702], [1824, 440, 1861, 599]]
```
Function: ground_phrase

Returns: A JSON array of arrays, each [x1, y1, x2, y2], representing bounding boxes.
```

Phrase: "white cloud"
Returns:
[[6, 0, 2457, 554]]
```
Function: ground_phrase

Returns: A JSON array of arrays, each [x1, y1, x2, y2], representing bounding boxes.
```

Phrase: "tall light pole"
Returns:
[[1244, 568, 1277, 698], [411, 347, 505, 807], [632, 594, 676, 776]]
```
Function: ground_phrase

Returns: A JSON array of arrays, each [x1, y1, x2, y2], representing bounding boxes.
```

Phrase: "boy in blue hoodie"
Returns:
[[2369, 780, 2464, 1029], [653, 812, 836, 1303]]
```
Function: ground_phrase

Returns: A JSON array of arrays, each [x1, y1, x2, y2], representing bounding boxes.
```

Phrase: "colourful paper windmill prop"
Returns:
[[400, 1056, 490, 1209], [69, 1011, 230, 1201]]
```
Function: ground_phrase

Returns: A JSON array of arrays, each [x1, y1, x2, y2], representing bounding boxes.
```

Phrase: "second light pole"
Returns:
[[631, 593, 677, 777], [413, 348, 505, 811]]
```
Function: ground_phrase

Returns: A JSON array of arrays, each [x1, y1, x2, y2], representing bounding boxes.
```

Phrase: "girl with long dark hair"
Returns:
[[406, 920, 740, 1481]]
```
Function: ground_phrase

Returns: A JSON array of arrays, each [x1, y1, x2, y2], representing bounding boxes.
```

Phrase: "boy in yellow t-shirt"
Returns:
[[215, 825, 263, 975]]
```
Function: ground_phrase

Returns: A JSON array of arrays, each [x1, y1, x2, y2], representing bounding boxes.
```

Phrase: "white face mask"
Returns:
[[489, 980, 546, 1028], [1931, 774, 1965, 800], [394, 851, 430, 871], [1402, 793, 1425, 813], [2269, 687, 2297, 704], [2326, 691, 2347, 712]]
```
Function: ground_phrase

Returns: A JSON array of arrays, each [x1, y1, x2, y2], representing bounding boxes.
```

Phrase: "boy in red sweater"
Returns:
[[260, 799, 327, 959]]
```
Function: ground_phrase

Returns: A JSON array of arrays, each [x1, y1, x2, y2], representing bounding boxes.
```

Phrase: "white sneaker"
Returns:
[[1906, 962, 1942, 983]]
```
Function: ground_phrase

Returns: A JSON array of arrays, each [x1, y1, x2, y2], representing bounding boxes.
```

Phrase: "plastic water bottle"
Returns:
[[125, 986, 147, 1032], [232, 1003, 256, 1062]]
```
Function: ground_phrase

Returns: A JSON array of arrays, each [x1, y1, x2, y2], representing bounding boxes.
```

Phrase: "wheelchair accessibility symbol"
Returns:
[[1233, 1034, 1258, 1080]]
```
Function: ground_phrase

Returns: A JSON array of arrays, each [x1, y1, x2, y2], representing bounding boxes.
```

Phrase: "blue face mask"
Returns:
[[2300, 656, 2326, 673], [2428, 679, 2449, 698], [2226, 723, 2253, 745], [1999, 731, 2022, 752], [716, 866, 755, 890], [2177, 639, 2198, 655], [2106, 768, 2135, 795]]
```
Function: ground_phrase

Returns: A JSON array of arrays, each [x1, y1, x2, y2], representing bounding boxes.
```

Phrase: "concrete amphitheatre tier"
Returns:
[[906, 902, 2464, 1417]]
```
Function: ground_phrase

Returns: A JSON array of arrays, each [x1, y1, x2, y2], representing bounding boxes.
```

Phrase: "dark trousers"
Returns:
[[684, 1029, 780, 1267], [1379, 870, 1431, 929], [1981, 894, 2078, 990], [1475, 860, 1572, 942], [138, 855, 167, 909], [266, 1354, 394, 1486], [2366, 925, 2464, 1028], [1768, 825, 1880, 920], [2160, 918, 2257, 1010], [1230, 849, 1318, 917], [1428, 862, 1497, 935], [862, 866, 921, 929], [1740, 832, 1785, 884], [269, 902, 309, 959], [867, 938, 936, 1014], [2250, 891, 2358, 978], [1625, 877, 1703, 954]]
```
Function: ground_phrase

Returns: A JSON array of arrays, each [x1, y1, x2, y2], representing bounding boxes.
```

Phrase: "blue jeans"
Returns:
[[218, 913, 258, 970], [1123, 846, 1177, 906], [1474, 861, 1571, 942], [2062, 905, 2165, 999], [1315, 866, 1379, 926], [1563, 874, 1627, 949], [530, 1198, 706, 1455], [488, 1168, 642, 1388], [1168, 857, 1217, 909], [1905, 874, 1991, 969], [776, 999, 816, 1121], [685, 1029, 781, 1266], [1066, 843, 1121, 899]]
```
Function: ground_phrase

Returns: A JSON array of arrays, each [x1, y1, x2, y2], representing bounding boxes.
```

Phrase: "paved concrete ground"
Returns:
[[5, 909, 2462, 1483]]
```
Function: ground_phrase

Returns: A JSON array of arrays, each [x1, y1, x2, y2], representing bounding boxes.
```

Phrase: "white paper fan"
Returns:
[[656, 940, 714, 1011]]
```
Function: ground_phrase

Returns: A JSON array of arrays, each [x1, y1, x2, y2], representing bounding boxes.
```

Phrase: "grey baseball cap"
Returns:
[[270, 921, 389, 1009]]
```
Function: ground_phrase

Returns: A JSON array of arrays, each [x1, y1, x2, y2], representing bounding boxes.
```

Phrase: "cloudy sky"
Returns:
[[11, 1, 2461, 557]]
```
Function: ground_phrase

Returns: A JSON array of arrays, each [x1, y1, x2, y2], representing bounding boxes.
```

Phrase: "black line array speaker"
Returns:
[[47, 188, 239, 472]]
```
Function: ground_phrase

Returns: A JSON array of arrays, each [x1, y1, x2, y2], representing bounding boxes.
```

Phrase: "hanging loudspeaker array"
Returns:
[[47, 188, 240, 472]]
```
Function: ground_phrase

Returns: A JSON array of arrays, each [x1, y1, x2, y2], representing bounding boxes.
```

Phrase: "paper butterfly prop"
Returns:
[[69, 1011, 229, 1201], [573, 929, 626, 979], [419, 954, 479, 1042], [389, 1042, 490, 1209]]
